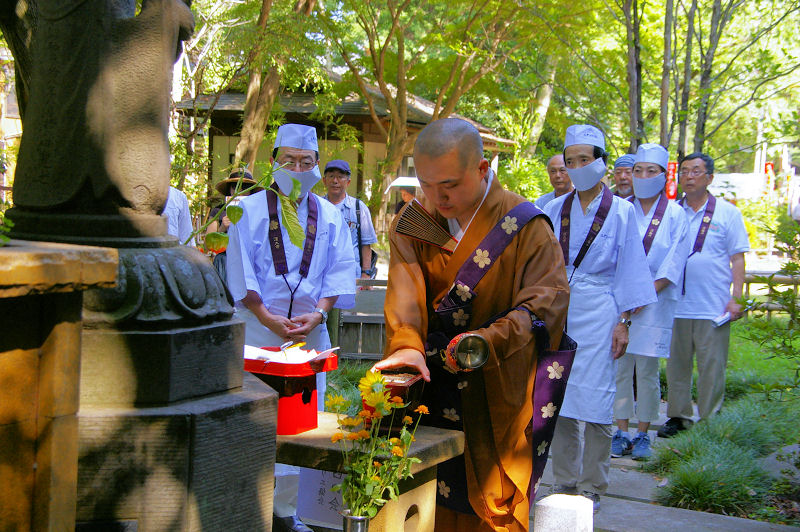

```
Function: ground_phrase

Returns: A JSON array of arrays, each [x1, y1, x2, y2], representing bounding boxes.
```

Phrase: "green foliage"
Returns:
[[737, 212, 800, 392], [497, 157, 550, 201], [737, 198, 782, 250], [649, 395, 800, 516], [327, 360, 376, 417], [0, 209, 12, 247], [655, 440, 770, 515]]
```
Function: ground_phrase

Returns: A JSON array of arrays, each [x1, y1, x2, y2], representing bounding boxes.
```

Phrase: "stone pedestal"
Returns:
[[0, 239, 117, 531], [76, 375, 277, 531]]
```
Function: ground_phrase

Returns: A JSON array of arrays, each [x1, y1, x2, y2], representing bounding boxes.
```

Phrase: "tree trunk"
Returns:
[[624, 0, 643, 151], [524, 57, 556, 158], [233, 66, 280, 169], [693, 0, 724, 153], [660, 0, 674, 146], [232, 0, 316, 171], [676, 0, 697, 161]]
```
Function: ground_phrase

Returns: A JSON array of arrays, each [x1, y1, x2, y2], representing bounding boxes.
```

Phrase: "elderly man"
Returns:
[[612, 154, 635, 198], [657, 152, 750, 438], [543, 125, 655, 512], [374, 118, 569, 531], [322, 159, 378, 282], [226, 123, 356, 532], [535, 154, 574, 208]]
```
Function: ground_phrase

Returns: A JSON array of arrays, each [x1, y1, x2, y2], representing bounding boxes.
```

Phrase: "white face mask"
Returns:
[[566, 158, 607, 192], [632, 173, 666, 199], [272, 163, 321, 198]]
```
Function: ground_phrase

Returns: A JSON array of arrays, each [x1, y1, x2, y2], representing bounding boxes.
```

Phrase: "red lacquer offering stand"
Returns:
[[245, 347, 338, 435]]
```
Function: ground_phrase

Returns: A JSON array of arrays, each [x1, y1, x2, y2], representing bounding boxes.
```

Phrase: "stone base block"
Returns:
[[76, 375, 277, 531], [371, 467, 437, 531], [81, 320, 245, 406], [532, 494, 593, 532]]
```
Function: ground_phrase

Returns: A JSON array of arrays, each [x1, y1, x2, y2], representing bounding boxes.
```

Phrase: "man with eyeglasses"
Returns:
[[657, 152, 750, 438], [322, 159, 378, 285], [534, 153, 574, 208], [226, 123, 356, 531]]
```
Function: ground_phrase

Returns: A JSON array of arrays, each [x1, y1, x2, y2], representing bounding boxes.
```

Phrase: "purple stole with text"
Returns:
[[629, 192, 669, 255], [266, 188, 319, 317], [678, 194, 716, 294]]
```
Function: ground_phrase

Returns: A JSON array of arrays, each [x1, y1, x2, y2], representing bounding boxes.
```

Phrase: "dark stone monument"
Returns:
[[4, 1, 277, 530]]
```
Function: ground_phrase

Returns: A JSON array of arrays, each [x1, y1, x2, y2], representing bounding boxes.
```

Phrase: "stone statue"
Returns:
[[10, 0, 194, 216]]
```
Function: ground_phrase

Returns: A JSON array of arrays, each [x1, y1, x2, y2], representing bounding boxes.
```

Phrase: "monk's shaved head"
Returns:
[[414, 118, 484, 169]]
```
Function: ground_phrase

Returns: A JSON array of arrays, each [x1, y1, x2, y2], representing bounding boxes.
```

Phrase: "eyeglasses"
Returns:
[[325, 174, 350, 181], [678, 169, 708, 178], [278, 158, 317, 171]]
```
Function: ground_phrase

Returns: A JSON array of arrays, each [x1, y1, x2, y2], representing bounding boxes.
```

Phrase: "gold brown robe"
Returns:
[[384, 176, 570, 531]]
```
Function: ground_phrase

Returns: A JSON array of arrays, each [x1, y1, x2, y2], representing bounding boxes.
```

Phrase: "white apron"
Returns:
[[627, 295, 675, 358], [560, 271, 618, 424]]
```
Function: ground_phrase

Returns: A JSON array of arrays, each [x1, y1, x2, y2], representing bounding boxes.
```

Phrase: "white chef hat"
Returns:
[[634, 143, 669, 170], [274, 123, 319, 153], [564, 124, 605, 151]]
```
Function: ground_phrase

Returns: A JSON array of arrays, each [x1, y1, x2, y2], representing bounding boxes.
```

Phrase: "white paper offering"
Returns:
[[243, 344, 339, 364]]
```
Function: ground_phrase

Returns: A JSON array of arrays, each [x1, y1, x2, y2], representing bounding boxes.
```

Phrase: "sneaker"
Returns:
[[631, 432, 651, 460], [550, 484, 578, 495], [656, 417, 691, 438], [611, 430, 632, 457], [581, 491, 601, 514]]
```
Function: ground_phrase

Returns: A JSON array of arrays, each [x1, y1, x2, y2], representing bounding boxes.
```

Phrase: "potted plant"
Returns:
[[325, 369, 428, 531]]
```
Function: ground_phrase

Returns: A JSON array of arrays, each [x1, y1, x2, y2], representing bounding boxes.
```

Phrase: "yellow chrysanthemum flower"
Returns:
[[358, 409, 372, 419], [390, 395, 405, 404], [358, 370, 385, 396], [331, 432, 344, 443], [373, 461, 382, 468], [347, 432, 360, 441], [357, 430, 370, 440], [389, 437, 402, 446], [402, 416, 413, 425], [324, 394, 349, 412], [364, 390, 390, 411], [339, 416, 361, 427], [415, 404, 429, 415], [372, 475, 381, 482], [391, 446, 404, 457]]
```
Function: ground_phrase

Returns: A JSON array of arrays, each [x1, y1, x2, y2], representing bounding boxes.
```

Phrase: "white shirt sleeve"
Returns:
[[358, 200, 378, 245]]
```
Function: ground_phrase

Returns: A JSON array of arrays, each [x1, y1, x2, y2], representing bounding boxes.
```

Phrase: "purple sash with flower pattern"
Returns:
[[628, 191, 669, 255], [419, 201, 576, 507]]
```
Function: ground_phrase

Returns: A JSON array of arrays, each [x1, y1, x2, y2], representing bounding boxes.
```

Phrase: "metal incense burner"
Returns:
[[444, 332, 489, 372]]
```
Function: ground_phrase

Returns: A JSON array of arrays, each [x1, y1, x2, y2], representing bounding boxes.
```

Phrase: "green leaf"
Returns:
[[278, 193, 305, 249], [289, 177, 302, 203], [226, 204, 244, 225], [204, 232, 229, 253]]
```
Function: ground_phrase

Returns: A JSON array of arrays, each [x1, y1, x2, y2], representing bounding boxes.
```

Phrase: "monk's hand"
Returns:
[[372, 349, 430, 382], [611, 323, 629, 360]]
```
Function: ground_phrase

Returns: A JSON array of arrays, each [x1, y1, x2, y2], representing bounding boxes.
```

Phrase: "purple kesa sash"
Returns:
[[266, 188, 319, 317], [679, 193, 716, 294], [629, 191, 668, 255], [559, 184, 613, 269]]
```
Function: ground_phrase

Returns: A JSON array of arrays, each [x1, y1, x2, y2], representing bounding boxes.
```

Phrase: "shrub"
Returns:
[[655, 440, 771, 516]]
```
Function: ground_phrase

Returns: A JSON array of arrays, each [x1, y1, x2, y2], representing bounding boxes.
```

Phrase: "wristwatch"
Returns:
[[618, 317, 632, 328], [314, 308, 328, 324]]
